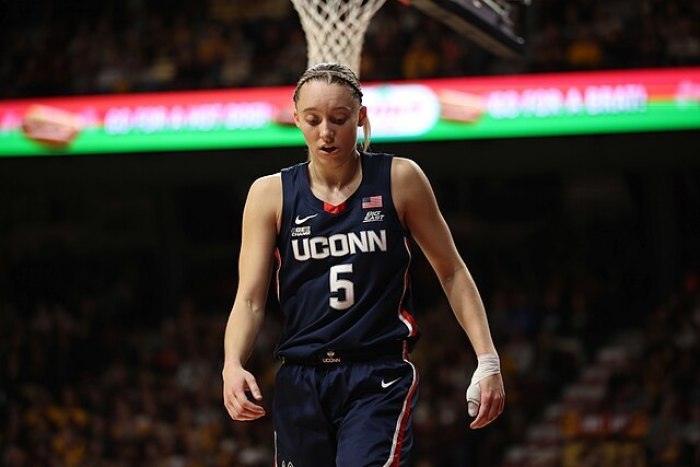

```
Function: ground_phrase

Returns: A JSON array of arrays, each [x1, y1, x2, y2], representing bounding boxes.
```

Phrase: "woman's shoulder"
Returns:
[[247, 173, 282, 201], [390, 156, 425, 184], [363, 151, 420, 173], [245, 173, 283, 226], [250, 172, 281, 188], [280, 160, 309, 174]]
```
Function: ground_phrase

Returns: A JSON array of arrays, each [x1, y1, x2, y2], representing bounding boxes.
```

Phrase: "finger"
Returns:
[[232, 388, 266, 417], [485, 392, 503, 423], [227, 395, 266, 421], [466, 383, 480, 417], [232, 406, 265, 421], [470, 389, 504, 429], [244, 374, 263, 401], [231, 393, 265, 415], [469, 395, 493, 429], [469, 385, 502, 429], [224, 393, 244, 420], [489, 381, 505, 417], [224, 386, 263, 420]]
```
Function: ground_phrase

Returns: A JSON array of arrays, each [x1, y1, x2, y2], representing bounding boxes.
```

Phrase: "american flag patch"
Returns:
[[362, 195, 383, 209]]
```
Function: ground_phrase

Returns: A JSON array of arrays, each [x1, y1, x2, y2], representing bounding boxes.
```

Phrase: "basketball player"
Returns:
[[222, 62, 504, 466]]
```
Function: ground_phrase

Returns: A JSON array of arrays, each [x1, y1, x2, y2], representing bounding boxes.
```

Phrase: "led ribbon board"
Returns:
[[0, 67, 698, 157]]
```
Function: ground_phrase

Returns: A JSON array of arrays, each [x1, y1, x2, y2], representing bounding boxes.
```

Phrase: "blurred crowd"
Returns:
[[502, 274, 700, 467], [1, 295, 272, 467], [1, 0, 699, 99]]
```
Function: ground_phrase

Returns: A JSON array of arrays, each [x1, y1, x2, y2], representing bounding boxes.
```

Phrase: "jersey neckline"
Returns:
[[300, 152, 368, 215]]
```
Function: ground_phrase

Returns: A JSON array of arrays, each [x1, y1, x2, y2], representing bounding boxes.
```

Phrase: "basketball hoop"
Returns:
[[290, 0, 387, 76]]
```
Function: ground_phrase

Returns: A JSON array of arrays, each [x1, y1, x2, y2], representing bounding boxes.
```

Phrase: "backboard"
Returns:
[[402, 0, 527, 58]]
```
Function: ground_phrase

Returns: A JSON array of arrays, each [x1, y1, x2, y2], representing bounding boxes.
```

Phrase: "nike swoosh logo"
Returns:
[[381, 377, 402, 389], [294, 213, 318, 225]]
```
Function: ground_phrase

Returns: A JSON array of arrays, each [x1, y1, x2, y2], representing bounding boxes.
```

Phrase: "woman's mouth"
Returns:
[[319, 146, 338, 154]]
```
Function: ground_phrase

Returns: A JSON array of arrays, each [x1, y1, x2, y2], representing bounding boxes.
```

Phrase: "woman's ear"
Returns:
[[293, 110, 301, 128], [357, 105, 367, 127]]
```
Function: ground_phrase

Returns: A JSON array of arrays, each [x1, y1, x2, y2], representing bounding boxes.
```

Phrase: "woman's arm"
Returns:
[[392, 157, 504, 429], [222, 174, 281, 421]]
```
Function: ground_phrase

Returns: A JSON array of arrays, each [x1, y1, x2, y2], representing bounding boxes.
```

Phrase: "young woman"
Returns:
[[222, 62, 504, 466]]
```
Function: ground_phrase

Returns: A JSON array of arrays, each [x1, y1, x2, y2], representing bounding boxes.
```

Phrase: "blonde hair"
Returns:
[[293, 62, 372, 151]]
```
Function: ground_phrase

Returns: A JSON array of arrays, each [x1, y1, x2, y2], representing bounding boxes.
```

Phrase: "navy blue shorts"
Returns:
[[273, 357, 419, 467]]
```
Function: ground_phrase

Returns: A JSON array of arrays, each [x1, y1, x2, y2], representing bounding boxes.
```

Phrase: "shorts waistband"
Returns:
[[279, 343, 407, 366]]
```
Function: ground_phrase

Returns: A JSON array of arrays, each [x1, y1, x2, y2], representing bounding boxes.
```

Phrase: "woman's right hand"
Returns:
[[222, 363, 266, 421]]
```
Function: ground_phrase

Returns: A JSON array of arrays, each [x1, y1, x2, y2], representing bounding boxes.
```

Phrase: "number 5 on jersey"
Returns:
[[330, 264, 354, 310]]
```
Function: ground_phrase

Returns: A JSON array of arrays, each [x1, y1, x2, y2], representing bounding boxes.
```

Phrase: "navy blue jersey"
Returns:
[[274, 152, 419, 360]]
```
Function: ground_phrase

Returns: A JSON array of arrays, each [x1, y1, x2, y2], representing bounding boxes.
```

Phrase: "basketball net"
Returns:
[[290, 0, 387, 77]]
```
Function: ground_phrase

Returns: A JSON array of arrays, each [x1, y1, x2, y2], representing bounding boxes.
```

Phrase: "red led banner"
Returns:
[[0, 67, 698, 157]]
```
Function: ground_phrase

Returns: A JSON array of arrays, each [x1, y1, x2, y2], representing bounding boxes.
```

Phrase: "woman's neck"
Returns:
[[308, 151, 362, 204]]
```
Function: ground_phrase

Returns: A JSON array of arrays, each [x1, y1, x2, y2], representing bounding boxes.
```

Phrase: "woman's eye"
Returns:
[[304, 115, 347, 126]]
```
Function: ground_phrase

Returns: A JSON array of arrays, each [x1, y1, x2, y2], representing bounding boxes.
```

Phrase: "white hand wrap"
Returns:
[[466, 353, 501, 417]]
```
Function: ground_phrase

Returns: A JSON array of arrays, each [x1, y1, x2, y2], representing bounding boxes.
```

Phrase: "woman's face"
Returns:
[[294, 80, 366, 161]]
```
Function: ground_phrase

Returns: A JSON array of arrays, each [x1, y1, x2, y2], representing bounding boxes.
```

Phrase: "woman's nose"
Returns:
[[320, 123, 334, 140]]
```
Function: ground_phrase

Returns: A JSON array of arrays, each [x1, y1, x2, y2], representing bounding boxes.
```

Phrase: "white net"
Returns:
[[290, 0, 387, 76]]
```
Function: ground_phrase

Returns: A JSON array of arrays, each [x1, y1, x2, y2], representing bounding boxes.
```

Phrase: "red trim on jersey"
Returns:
[[390, 363, 419, 467], [274, 248, 281, 300], [323, 201, 346, 214], [400, 309, 418, 338], [397, 236, 417, 338], [273, 430, 278, 467], [402, 340, 410, 360]]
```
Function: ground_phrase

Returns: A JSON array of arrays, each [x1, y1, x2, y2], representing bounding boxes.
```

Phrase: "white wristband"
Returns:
[[466, 353, 501, 417]]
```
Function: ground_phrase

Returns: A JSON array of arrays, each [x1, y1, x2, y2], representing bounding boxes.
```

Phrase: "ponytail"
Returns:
[[360, 117, 371, 152]]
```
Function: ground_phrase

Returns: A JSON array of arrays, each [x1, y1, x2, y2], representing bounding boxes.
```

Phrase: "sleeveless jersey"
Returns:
[[274, 152, 419, 360]]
